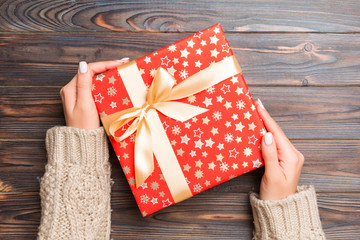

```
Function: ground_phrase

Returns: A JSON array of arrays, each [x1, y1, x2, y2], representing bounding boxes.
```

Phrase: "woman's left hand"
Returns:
[[60, 59, 129, 129]]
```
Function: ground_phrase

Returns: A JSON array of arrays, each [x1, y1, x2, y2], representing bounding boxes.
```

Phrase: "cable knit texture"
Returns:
[[250, 185, 326, 240], [37, 126, 112, 240]]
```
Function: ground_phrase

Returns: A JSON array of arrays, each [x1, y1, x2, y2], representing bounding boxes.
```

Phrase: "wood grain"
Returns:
[[1, 33, 360, 86], [0, 192, 359, 239], [1, 139, 359, 193], [1, 86, 359, 139], [1, 0, 360, 33]]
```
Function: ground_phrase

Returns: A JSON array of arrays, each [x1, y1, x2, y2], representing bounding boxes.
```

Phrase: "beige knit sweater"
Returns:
[[38, 126, 326, 239]]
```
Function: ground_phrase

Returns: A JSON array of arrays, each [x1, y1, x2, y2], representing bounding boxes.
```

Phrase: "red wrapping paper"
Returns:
[[92, 24, 265, 216]]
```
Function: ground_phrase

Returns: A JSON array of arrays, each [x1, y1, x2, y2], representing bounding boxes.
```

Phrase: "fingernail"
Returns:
[[79, 61, 87, 74], [116, 57, 130, 62], [258, 98, 265, 109], [264, 132, 273, 145]]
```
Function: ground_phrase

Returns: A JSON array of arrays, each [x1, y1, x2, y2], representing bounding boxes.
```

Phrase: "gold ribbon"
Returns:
[[101, 55, 242, 203]]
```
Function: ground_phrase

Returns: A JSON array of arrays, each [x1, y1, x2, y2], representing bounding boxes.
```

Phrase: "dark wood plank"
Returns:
[[1, 33, 360, 86], [1, 139, 359, 193], [1, 0, 360, 33], [1, 86, 359, 139], [0, 191, 359, 239]]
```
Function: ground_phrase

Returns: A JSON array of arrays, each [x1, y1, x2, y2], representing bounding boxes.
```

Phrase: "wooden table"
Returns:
[[1, 1, 359, 239]]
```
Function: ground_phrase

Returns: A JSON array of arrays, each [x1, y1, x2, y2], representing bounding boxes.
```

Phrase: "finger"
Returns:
[[60, 75, 77, 113], [76, 61, 94, 106], [255, 99, 293, 151], [261, 132, 280, 176], [88, 58, 130, 75]]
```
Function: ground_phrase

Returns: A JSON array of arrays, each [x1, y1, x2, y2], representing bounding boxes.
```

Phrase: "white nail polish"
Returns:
[[264, 132, 273, 145], [116, 57, 130, 62], [258, 98, 265, 109], [79, 61, 87, 74]]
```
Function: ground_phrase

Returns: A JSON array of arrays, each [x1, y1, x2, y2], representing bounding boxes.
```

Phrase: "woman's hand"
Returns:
[[255, 99, 304, 200], [60, 59, 129, 129]]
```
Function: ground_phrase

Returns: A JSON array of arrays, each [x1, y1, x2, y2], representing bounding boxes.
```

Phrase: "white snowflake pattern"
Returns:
[[213, 111, 222, 121], [193, 183, 203, 192], [260, 128, 267, 136], [188, 95, 196, 103], [195, 169, 204, 179], [207, 86, 215, 94], [179, 69, 189, 79], [172, 125, 181, 135], [123, 166, 130, 175], [140, 194, 149, 204], [236, 100, 246, 110], [244, 147, 253, 157], [220, 162, 229, 172], [224, 133, 234, 143], [107, 86, 117, 96]]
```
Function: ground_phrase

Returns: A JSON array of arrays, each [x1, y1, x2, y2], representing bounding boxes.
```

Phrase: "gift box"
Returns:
[[92, 24, 265, 216]]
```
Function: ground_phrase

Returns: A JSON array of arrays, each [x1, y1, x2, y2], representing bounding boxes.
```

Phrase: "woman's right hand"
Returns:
[[255, 99, 304, 200]]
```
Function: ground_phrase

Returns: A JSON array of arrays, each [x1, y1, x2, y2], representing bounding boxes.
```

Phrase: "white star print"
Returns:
[[208, 162, 216, 170], [235, 87, 243, 95], [222, 43, 231, 53], [180, 48, 190, 58], [210, 35, 219, 45], [181, 134, 190, 144], [195, 139, 204, 149], [195, 60, 202, 68], [214, 27, 220, 34], [210, 48, 220, 58], [182, 61, 189, 67], [235, 122, 245, 132], [217, 143, 224, 150], [232, 114, 238, 120], [195, 160, 203, 168], [244, 111, 252, 120], [216, 95, 224, 102], [202, 117, 210, 125], [168, 44, 177, 52], [203, 97, 212, 107], [173, 57, 179, 64], [167, 66, 177, 76], [94, 93, 104, 103], [229, 148, 239, 158], [248, 122, 256, 131], [248, 135, 258, 145], [216, 153, 224, 162], [220, 84, 230, 94], [200, 40, 207, 46], [224, 101, 232, 109], [161, 56, 171, 66], [96, 74, 105, 81], [196, 48, 203, 55], [253, 159, 262, 168], [187, 39, 195, 48], [205, 138, 215, 148], [190, 150, 196, 157], [110, 101, 117, 109], [230, 76, 238, 84], [144, 56, 151, 64], [210, 127, 218, 135], [193, 128, 203, 138]]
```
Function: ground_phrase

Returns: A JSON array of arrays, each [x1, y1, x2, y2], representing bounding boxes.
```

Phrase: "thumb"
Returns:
[[261, 132, 280, 176], [76, 61, 93, 106]]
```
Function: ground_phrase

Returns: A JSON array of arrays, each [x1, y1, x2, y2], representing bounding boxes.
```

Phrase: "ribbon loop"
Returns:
[[100, 55, 242, 199]]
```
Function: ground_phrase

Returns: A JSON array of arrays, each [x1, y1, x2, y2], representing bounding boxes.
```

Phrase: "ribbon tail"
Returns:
[[134, 118, 154, 188], [154, 101, 208, 122]]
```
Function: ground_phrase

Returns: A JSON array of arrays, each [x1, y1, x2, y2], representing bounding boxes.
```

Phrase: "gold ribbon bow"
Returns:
[[101, 55, 242, 203]]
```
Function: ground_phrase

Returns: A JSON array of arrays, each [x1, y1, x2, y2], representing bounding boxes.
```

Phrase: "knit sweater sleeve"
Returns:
[[249, 185, 326, 240], [37, 126, 112, 240]]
